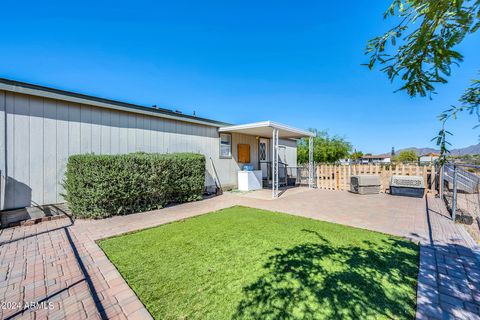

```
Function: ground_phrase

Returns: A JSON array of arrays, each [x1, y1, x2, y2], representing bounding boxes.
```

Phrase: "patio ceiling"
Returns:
[[218, 121, 314, 139]]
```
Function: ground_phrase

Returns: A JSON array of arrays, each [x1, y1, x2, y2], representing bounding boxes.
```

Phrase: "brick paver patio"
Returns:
[[416, 196, 480, 319], [0, 188, 478, 319]]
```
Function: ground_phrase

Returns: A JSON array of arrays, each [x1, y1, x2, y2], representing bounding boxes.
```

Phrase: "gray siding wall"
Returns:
[[0, 91, 269, 210], [280, 138, 298, 169]]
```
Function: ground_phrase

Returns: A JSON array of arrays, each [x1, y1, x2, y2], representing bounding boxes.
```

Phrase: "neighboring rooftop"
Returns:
[[361, 155, 391, 159]]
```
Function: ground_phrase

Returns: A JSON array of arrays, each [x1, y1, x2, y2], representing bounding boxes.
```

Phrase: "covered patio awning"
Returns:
[[219, 121, 315, 198], [219, 121, 315, 139]]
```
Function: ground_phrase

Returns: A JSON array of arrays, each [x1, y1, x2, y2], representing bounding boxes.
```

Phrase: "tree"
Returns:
[[394, 150, 418, 162], [365, 0, 480, 162], [297, 129, 352, 164], [350, 150, 364, 161]]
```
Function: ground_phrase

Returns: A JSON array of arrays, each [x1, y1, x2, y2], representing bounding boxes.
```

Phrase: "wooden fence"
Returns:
[[316, 164, 438, 194]]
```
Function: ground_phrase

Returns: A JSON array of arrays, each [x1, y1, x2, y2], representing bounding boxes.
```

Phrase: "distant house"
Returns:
[[419, 153, 439, 163], [338, 158, 351, 165], [359, 155, 391, 164]]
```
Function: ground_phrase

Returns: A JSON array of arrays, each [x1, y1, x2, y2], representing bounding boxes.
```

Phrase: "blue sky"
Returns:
[[1, 0, 479, 154]]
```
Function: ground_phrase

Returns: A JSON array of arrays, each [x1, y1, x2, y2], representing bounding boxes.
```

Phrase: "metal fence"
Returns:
[[289, 166, 312, 186], [441, 163, 480, 227]]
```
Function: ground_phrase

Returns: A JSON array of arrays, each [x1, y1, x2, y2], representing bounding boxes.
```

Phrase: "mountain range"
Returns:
[[384, 143, 480, 156]]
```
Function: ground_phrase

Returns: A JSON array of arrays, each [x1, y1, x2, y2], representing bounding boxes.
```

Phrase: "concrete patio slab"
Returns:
[[233, 188, 428, 242], [0, 188, 478, 319]]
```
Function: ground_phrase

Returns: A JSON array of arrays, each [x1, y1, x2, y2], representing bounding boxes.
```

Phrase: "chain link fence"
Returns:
[[441, 163, 480, 241], [289, 166, 315, 187]]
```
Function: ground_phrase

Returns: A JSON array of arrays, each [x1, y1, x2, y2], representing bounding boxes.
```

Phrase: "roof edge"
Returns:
[[219, 120, 314, 137], [0, 78, 230, 127]]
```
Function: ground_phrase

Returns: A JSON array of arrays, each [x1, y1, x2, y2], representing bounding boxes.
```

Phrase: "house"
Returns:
[[338, 158, 351, 165], [419, 153, 439, 163], [0, 78, 314, 216], [359, 155, 391, 164]]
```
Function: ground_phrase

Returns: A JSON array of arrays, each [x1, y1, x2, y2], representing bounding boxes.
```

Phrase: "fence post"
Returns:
[[428, 164, 435, 194], [422, 166, 428, 194], [316, 165, 320, 189], [452, 165, 458, 222], [335, 166, 339, 190], [439, 164, 444, 198]]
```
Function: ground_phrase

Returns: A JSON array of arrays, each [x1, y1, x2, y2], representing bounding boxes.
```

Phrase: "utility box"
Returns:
[[390, 175, 425, 198], [238, 170, 262, 191], [350, 175, 381, 195]]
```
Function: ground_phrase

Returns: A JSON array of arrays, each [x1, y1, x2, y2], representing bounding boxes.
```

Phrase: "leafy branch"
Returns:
[[434, 77, 480, 164], [366, 0, 480, 160]]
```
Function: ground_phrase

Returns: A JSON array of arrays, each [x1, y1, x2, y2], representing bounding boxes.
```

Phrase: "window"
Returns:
[[259, 141, 267, 161], [220, 133, 232, 158]]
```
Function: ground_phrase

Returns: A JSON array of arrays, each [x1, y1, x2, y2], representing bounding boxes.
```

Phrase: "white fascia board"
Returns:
[[219, 120, 314, 137], [269, 121, 315, 137], [218, 121, 271, 132]]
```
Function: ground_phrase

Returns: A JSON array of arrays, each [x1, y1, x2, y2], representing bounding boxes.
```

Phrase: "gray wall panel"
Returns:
[[13, 94, 31, 207], [110, 112, 120, 155], [118, 112, 128, 154], [68, 103, 81, 156], [43, 99, 57, 204], [5, 93, 15, 209], [101, 109, 111, 154], [127, 114, 136, 153], [56, 101, 69, 203], [91, 107, 102, 154], [280, 138, 298, 168], [80, 105, 92, 154], [29, 96, 44, 206], [0, 91, 6, 209]]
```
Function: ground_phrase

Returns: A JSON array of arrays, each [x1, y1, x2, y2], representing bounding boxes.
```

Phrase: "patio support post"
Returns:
[[272, 128, 275, 198], [308, 136, 314, 188], [275, 129, 279, 196], [272, 128, 279, 198]]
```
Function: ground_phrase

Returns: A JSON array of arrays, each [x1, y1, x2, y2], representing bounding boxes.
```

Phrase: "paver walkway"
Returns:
[[416, 195, 480, 319], [0, 194, 240, 320], [0, 188, 478, 319]]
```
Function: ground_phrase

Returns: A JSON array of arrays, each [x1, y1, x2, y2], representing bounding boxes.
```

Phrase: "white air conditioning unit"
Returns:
[[390, 175, 425, 198]]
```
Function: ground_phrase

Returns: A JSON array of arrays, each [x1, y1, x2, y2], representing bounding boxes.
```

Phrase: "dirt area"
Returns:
[[464, 221, 480, 244]]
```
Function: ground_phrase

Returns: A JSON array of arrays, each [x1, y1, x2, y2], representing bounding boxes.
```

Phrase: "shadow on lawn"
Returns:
[[233, 230, 418, 320]]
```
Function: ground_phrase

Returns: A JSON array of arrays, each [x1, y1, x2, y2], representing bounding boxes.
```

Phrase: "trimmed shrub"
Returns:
[[63, 152, 205, 219]]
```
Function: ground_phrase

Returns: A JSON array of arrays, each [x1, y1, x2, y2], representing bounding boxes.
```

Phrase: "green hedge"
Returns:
[[63, 152, 205, 219]]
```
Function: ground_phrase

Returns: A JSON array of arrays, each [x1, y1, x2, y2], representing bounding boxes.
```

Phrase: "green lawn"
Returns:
[[99, 206, 419, 320]]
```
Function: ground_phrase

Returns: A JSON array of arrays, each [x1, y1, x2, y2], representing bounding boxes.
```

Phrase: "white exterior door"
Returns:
[[259, 138, 269, 179]]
